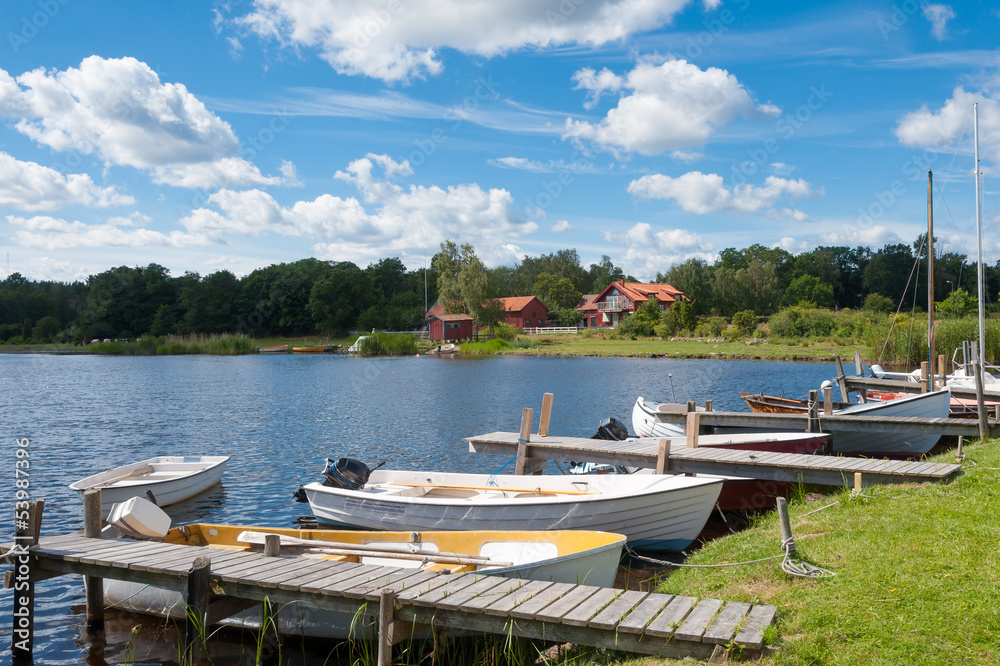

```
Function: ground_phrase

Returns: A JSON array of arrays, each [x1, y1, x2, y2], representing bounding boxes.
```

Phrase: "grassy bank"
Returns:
[[658, 439, 999, 664]]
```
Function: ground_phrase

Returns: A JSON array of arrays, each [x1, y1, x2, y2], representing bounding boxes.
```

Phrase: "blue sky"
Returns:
[[1, 0, 998, 283]]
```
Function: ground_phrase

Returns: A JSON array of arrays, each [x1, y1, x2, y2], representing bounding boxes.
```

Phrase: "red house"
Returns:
[[497, 296, 549, 329], [587, 282, 686, 328], [427, 313, 474, 341], [575, 294, 600, 328]]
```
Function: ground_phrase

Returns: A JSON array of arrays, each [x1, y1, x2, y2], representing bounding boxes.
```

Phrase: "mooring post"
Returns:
[[822, 385, 833, 416], [920, 361, 929, 393], [514, 407, 533, 475], [973, 361, 987, 442], [685, 412, 701, 448], [11, 499, 43, 661], [686, 400, 696, 413], [834, 355, 849, 402], [185, 556, 211, 665], [655, 438, 670, 474], [704, 400, 713, 412], [377, 587, 396, 666], [82, 489, 104, 629], [776, 497, 795, 557], [807, 390, 819, 433], [263, 534, 281, 557], [854, 472, 863, 493], [854, 350, 863, 375], [538, 392, 554, 437], [937, 354, 946, 390]]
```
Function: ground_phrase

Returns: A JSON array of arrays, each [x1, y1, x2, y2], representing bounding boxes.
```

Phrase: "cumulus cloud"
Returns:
[[0, 56, 291, 189], [179, 153, 537, 267], [627, 171, 819, 214], [552, 219, 573, 232], [0, 151, 133, 210], [601, 222, 715, 280], [922, 4, 955, 41], [564, 58, 779, 156], [234, 0, 692, 83], [895, 87, 1000, 160], [7, 215, 214, 250], [489, 157, 552, 173]]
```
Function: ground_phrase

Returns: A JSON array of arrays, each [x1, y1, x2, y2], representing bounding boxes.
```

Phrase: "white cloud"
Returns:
[[922, 4, 955, 41], [564, 58, 778, 156], [601, 222, 715, 280], [235, 0, 693, 83], [0, 151, 133, 211], [489, 157, 551, 173], [628, 171, 819, 214], [895, 87, 1000, 160], [770, 162, 795, 176], [816, 224, 901, 247], [776, 236, 810, 254], [552, 219, 573, 232], [180, 153, 537, 267], [7, 215, 214, 250], [0, 56, 291, 189]]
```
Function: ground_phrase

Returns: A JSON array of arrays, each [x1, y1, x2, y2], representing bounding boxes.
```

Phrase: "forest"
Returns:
[[0, 235, 995, 344]]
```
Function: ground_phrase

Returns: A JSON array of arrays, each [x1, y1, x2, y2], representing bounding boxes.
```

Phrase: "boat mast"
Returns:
[[975, 103, 985, 372], [927, 169, 934, 385]]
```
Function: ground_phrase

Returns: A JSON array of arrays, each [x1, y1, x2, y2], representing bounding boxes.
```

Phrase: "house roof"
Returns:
[[596, 281, 687, 304], [430, 313, 473, 322], [497, 296, 547, 312], [575, 294, 599, 311]]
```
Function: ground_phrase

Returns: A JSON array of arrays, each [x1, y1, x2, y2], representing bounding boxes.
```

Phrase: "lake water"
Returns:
[[0, 352, 839, 664]]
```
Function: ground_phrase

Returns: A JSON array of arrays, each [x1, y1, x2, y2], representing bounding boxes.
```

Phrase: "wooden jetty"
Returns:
[[4, 502, 779, 663], [465, 431, 962, 488]]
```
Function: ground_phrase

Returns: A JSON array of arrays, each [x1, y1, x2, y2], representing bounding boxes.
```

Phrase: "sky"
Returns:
[[1, 0, 999, 284]]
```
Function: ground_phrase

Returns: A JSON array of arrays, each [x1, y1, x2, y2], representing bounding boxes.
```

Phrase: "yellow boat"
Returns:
[[291, 345, 327, 353], [104, 522, 625, 639]]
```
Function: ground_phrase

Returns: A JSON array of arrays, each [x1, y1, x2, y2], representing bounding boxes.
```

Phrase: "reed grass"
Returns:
[[84, 333, 255, 356], [354, 332, 418, 355]]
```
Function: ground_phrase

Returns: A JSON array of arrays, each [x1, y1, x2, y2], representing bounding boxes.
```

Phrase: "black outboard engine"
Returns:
[[592, 417, 629, 441], [322, 458, 386, 490]]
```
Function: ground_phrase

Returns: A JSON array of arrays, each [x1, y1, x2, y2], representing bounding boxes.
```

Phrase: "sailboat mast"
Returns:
[[974, 103, 985, 370], [927, 169, 935, 384]]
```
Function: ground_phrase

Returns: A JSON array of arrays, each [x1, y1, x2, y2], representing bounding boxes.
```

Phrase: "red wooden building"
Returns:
[[497, 296, 549, 329], [578, 282, 686, 328], [427, 312, 474, 341]]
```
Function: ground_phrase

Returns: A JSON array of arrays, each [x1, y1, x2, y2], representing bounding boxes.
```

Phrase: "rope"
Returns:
[[103, 582, 152, 609], [486, 438, 528, 486], [625, 544, 783, 568]]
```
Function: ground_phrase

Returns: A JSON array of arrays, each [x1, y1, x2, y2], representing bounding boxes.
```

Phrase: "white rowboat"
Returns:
[[302, 469, 722, 551], [69, 455, 229, 515]]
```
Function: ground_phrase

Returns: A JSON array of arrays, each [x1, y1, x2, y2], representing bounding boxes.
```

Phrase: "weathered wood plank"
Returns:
[[285, 562, 368, 591], [404, 573, 482, 607], [588, 590, 649, 630], [484, 580, 554, 616], [645, 595, 697, 638], [394, 571, 469, 604], [435, 575, 514, 612], [674, 598, 724, 643], [734, 604, 778, 650], [616, 594, 673, 634], [703, 601, 752, 645], [530, 585, 603, 623], [508, 582, 576, 620], [349, 569, 437, 600], [562, 588, 619, 627]]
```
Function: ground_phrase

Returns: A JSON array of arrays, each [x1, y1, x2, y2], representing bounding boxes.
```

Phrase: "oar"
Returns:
[[237, 531, 509, 566], [88, 465, 155, 489], [390, 482, 598, 495]]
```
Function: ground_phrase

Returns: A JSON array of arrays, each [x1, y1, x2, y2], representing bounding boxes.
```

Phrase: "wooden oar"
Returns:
[[236, 531, 510, 566], [88, 465, 155, 489], [391, 482, 598, 495]]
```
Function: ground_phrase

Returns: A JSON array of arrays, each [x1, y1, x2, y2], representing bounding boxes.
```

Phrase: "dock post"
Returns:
[[185, 556, 211, 665], [685, 412, 701, 448], [515, 407, 533, 475], [655, 438, 670, 474], [807, 390, 819, 433], [834, 355, 849, 402], [973, 361, 987, 441], [920, 362, 929, 393], [263, 534, 281, 557], [937, 354, 946, 390], [854, 472, 863, 493], [704, 400, 712, 412], [82, 489, 104, 629], [854, 350, 863, 375], [11, 499, 43, 661], [377, 587, 396, 666], [822, 385, 833, 416], [776, 497, 795, 557], [686, 400, 696, 413], [538, 392, 554, 437]]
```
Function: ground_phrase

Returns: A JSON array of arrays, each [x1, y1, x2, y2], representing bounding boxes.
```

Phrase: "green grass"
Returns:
[[353, 332, 419, 355], [660, 439, 1000, 665]]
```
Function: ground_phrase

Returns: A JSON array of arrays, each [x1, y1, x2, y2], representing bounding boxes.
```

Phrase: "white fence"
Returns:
[[522, 326, 580, 335]]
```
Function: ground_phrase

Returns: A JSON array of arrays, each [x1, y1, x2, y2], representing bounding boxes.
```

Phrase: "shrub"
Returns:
[[863, 293, 895, 313], [615, 313, 655, 338], [732, 310, 757, 337]]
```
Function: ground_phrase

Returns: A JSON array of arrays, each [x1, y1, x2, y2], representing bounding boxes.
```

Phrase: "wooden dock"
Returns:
[[3, 533, 778, 661], [465, 432, 962, 487]]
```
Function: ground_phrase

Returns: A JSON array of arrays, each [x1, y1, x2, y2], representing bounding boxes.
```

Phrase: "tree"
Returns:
[[659, 258, 712, 315], [309, 262, 372, 334], [938, 288, 976, 318], [533, 273, 581, 310], [32, 315, 61, 341], [458, 256, 504, 330], [180, 270, 240, 334], [587, 255, 625, 294], [862, 293, 895, 313], [863, 244, 914, 307], [783, 274, 835, 308]]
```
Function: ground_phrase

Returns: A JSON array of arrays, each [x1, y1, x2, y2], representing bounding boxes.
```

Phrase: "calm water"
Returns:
[[0, 353, 839, 664]]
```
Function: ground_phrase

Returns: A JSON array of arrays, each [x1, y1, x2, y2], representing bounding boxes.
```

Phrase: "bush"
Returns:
[[863, 293, 895, 313], [614, 314, 655, 338], [732, 310, 757, 337], [356, 332, 417, 355], [485, 322, 519, 341]]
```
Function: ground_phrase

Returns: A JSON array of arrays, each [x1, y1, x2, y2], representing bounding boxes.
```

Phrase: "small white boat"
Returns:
[[69, 456, 229, 515], [832, 388, 951, 455], [301, 468, 722, 551], [104, 521, 627, 639]]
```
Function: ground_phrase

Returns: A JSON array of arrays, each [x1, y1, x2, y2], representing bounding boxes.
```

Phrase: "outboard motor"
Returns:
[[322, 457, 386, 490], [592, 417, 629, 441]]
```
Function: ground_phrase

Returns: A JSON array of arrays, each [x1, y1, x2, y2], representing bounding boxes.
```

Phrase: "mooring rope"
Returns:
[[486, 438, 528, 486]]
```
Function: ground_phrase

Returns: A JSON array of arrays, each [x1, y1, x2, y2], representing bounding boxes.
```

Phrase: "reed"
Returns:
[[355, 332, 418, 355], [83, 333, 256, 356]]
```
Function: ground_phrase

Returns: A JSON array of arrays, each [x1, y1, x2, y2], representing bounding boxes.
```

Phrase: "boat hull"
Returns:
[[831, 389, 951, 455], [304, 470, 722, 551], [69, 456, 229, 515]]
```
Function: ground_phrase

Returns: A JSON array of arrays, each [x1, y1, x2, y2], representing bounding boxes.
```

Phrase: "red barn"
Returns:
[[427, 313, 474, 341], [497, 296, 549, 329], [575, 294, 600, 328], [590, 282, 686, 328]]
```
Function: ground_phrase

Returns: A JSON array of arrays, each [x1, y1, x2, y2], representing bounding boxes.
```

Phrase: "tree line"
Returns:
[[1, 235, 994, 343]]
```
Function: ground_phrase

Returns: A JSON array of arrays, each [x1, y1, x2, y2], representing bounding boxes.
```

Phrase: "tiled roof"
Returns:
[[498, 296, 545, 312], [431, 313, 473, 321], [576, 294, 599, 310], [613, 282, 685, 303]]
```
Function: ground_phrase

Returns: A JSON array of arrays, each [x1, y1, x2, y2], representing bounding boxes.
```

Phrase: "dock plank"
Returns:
[[703, 601, 751, 645], [616, 594, 673, 634], [734, 604, 778, 649], [531, 585, 603, 623], [674, 599, 724, 642], [395, 571, 471, 604], [645, 595, 697, 638], [435, 575, 515, 612], [457, 578, 525, 612], [562, 588, 619, 627], [508, 582, 576, 620], [406, 573, 483, 607], [485, 580, 554, 616], [588, 590, 649, 630]]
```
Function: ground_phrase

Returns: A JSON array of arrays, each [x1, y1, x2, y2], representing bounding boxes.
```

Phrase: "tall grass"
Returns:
[[460, 338, 536, 354], [864, 314, 1000, 366], [84, 333, 255, 356], [355, 332, 418, 355]]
